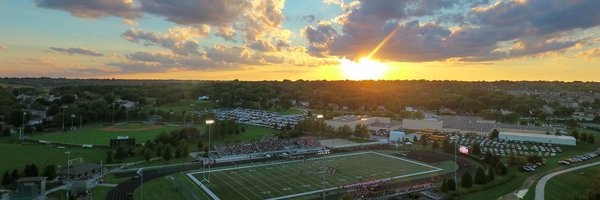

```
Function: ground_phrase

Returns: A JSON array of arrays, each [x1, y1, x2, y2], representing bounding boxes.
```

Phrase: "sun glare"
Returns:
[[339, 57, 389, 80]]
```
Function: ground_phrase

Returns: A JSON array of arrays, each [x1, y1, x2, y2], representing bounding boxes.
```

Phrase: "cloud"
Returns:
[[110, 50, 227, 73], [122, 18, 139, 26], [49, 47, 104, 56], [122, 26, 210, 55], [35, 0, 140, 19], [578, 48, 600, 60], [306, 0, 600, 62], [0, 44, 7, 50], [214, 25, 237, 41], [139, 0, 249, 25]]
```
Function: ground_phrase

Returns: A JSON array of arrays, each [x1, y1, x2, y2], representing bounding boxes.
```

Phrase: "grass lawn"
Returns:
[[31, 123, 181, 145], [544, 165, 600, 200], [156, 100, 213, 113], [92, 186, 114, 200], [0, 143, 119, 176], [134, 175, 186, 200], [190, 151, 445, 200]]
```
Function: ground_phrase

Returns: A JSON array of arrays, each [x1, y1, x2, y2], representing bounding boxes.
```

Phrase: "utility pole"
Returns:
[[205, 119, 214, 183], [21, 111, 26, 143]]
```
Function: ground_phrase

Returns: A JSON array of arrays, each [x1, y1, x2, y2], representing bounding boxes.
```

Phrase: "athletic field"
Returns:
[[187, 151, 444, 200]]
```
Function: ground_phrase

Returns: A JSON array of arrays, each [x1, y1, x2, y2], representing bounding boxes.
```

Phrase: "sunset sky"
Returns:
[[1, 0, 600, 81]]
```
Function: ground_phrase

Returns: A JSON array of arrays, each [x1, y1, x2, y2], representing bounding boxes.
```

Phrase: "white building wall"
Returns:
[[499, 132, 576, 146]]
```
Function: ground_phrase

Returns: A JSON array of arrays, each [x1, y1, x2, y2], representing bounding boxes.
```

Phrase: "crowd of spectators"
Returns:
[[215, 136, 320, 157]]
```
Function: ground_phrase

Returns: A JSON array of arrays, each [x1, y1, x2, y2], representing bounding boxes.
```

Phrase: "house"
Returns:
[[13, 177, 47, 200], [198, 95, 210, 101], [27, 118, 44, 126], [299, 101, 310, 108], [117, 100, 136, 109]]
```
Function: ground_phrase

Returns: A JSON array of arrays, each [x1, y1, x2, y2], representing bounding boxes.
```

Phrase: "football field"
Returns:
[[187, 151, 444, 200]]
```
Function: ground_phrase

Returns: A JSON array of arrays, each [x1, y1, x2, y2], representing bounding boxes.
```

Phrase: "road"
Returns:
[[535, 161, 600, 200]]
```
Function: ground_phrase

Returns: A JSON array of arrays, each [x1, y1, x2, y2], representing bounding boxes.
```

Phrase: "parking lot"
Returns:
[[214, 108, 306, 129], [453, 134, 564, 158]]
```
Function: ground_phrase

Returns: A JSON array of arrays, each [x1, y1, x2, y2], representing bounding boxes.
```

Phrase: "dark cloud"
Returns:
[[303, 23, 338, 57], [35, 0, 140, 19], [139, 0, 249, 25], [306, 0, 600, 62], [49, 47, 104, 57]]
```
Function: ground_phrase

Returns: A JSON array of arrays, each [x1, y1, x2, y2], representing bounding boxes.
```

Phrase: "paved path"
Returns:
[[535, 161, 600, 200]]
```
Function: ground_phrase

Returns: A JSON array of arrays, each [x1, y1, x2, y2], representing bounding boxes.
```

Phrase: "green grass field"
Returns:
[[0, 143, 116, 178], [544, 165, 600, 200], [31, 123, 181, 145], [190, 151, 444, 200]]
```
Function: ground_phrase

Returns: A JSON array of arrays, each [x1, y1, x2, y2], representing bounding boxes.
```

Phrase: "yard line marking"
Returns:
[[215, 171, 259, 200], [230, 168, 282, 198]]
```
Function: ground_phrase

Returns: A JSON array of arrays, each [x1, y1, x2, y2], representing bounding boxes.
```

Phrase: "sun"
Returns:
[[339, 57, 389, 80]]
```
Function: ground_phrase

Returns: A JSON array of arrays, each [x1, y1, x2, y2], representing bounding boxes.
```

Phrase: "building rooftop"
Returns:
[[329, 115, 369, 122], [499, 130, 576, 140], [16, 177, 47, 182]]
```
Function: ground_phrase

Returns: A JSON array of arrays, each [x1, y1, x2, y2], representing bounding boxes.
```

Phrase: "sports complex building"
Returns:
[[402, 116, 576, 145], [325, 115, 402, 132]]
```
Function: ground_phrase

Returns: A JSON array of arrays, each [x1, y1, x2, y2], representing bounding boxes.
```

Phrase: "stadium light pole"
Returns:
[[70, 114, 75, 146], [450, 135, 458, 186], [64, 151, 71, 200], [61, 105, 68, 131], [316, 114, 324, 140], [21, 111, 26, 143], [205, 119, 215, 183]]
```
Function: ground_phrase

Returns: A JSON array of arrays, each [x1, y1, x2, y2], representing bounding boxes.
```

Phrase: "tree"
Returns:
[[447, 179, 456, 191], [432, 141, 440, 149], [336, 125, 352, 138], [197, 141, 204, 150], [413, 135, 419, 143], [461, 172, 473, 188], [163, 145, 172, 161], [488, 167, 495, 182], [353, 124, 370, 138], [10, 169, 19, 183], [43, 165, 57, 180], [589, 134, 595, 144], [572, 130, 580, 140], [496, 162, 507, 176], [144, 150, 151, 161], [421, 137, 428, 146], [565, 119, 578, 129], [29, 164, 39, 177], [489, 129, 499, 139], [105, 151, 114, 164], [472, 143, 481, 155], [2, 171, 10, 186], [440, 178, 448, 193], [474, 167, 487, 185], [580, 132, 588, 142]]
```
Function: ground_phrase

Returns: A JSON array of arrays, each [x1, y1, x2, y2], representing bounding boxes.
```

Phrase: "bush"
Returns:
[[163, 145, 172, 161], [447, 179, 456, 191], [441, 179, 448, 193], [474, 167, 487, 185], [487, 167, 495, 182], [496, 162, 507, 176], [461, 172, 473, 188], [588, 134, 595, 144], [580, 133, 588, 142]]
